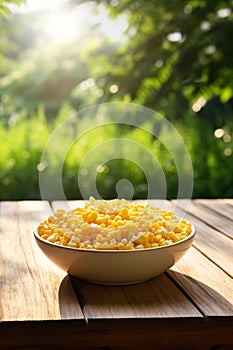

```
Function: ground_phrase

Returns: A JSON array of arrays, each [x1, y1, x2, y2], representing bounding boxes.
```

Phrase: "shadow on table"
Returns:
[[58, 274, 85, 320], [58, 271, 233, 319], [166, 270, 233, 317]]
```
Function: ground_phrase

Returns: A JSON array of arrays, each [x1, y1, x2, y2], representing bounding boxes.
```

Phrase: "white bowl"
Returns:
[[34, 222, 196, 285]]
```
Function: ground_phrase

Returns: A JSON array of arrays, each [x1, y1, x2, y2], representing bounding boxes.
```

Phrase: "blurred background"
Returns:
[[0, 0, 232, 200]]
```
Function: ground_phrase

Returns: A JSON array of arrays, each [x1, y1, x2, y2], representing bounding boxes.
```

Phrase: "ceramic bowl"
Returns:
[[34, 222, 196, 285]]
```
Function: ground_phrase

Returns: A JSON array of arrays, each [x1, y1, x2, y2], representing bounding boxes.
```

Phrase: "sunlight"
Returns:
[[9, 0, 78, 44], [45, 13, 77, 43], [10, 1, 128, 44], [92, 6, 128, 41], [9, 0, 67, 13]]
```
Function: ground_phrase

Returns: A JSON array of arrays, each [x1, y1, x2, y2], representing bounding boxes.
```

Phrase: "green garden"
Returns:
[[0, 0, 233, 200]]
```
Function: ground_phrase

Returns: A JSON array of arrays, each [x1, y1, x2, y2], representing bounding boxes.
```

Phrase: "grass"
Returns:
[[0, 104, 232, 200]]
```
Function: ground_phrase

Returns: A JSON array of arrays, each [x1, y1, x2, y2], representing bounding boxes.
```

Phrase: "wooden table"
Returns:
[[0, 199, 233, 349]]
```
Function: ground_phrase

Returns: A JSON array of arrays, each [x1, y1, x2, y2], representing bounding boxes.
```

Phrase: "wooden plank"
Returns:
[[194, 199, 233, 221], [216, 198, 233, 206], [183, 199, 233, 239], [0, 201, 84, 322], [171, 200, 233, 277], [168, 247, 233, 317], [1, 318, 232, 349], [70, 274, 202, 320]]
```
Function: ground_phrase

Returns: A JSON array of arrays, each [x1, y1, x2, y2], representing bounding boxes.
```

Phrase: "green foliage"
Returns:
[[0, 13, 90, 119], [73, 0, 233, 122], [0, 0, 25, 15], [0, 0, 232, 199], [0, 104, 232, 200], [0, 106, 50, 199]]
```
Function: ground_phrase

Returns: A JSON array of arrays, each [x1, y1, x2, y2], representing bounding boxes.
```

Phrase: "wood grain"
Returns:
[[177, 199, 233, 239], [1, 318, 232, 349], [0, 200, 233, 349], [70, 273, 202, 319], [0, 201, 84, 322], [194, 198, 233, 221], [171, 199, 233, 277], [168, 247, 233, 316]]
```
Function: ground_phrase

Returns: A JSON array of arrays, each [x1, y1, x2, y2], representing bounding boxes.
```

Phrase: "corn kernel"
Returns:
[[47, 234, 58, 243], [174, 226, 182, 233], [125, 243, 134, 250], [170, 233, 179, 242], [87, 211, 98, 223], [154, 234, 162, 242], [37, 198, 192, 251], [135, 244, 144, 249], [159, 241, 168, 246]]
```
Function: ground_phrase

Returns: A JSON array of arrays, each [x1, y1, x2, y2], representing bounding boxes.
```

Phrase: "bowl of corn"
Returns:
[[34, 197, 196, 285]]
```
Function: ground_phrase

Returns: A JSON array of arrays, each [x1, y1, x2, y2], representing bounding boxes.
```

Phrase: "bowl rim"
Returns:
[[33, 220, 196, 254]]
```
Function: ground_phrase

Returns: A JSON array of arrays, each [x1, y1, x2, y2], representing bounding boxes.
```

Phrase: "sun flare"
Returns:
[[10, 0, 128, 44], [45, 13, 77, 43]]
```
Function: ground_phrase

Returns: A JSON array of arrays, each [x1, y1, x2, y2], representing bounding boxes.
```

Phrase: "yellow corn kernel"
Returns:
[[116, 220, 124, 227], [47, 234, 58, 243], [151, 242, 159, 248], [135, 244, 144, 249], [125, 243, 134, 250], [160, 220, 167, 227], [80, 222, 89, 231], [154, 234, 162, 242], [74, 228, 82, 235], [121, 238, 128, 245], [79, 243, 87, 248], [108, 242, 117, 249], [158, 237, 166, 245], [173, 226, 181, 233], [96, 216, 104, 224], [69, 236, 80, 244], [170, 232, 179, 242], [56, 209, 66, 216], [119, 209, 129, 220], [135, 235, 148, 245], [48, 216, 55, 223], [38, 198, 192, 251], [101, 241, 110, 249], [60, 237, 69, 246], [118, 242, 126, 250], [148, 232, 154, 243], [87, 211, 98, 223], [53, 228, 62, 234], [94, 242, 102, 249], [180, 234, 187, 240], [159, 241, 167, 246], [152, 223, 160, 230]]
